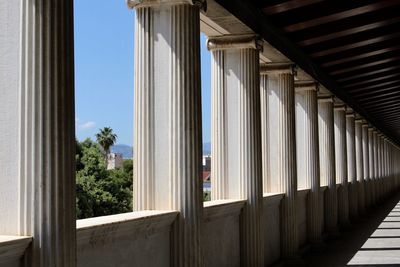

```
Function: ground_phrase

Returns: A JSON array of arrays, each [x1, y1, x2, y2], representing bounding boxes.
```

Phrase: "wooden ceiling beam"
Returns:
[[262, 0, 323, 15]]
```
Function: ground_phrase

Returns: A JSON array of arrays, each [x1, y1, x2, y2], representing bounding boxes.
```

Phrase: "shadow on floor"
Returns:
[[303, 195, 400, 267]]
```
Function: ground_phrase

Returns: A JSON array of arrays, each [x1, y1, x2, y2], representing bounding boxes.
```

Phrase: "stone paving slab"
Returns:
[[371, 229, 400, 237], [362, 238, 400, 249], [348, 250, 400, 265], [303, 196, 400, 267], [378, 221, 400, 228]]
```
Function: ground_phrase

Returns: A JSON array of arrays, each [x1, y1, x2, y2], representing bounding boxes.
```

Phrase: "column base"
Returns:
[[272, 254, 306, 267], [339, 221, 352, 231], [324, 227, 341, 240], [308, 239, 327, 252]]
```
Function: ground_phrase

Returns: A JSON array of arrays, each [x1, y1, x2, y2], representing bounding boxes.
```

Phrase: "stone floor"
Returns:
[[304, 195, 400, 267]]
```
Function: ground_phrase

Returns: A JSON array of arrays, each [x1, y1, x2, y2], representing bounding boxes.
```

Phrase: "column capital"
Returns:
[[355, 119, 363, 124], [294, 80, 318, 92], [260, 62, 296, 75], [334, 104, 346, 111], [127, 0, 207, 11], [318, 95, 334, 102], [346, 106, 356, 117], [207, 34, 263, 51], [346, 108, 355, 117]]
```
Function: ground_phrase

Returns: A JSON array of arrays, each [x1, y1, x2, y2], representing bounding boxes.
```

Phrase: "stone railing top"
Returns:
[[298, 188, 311, 197], [77, 211, 178, 246], [203, 199, 246, 221], [0, 235, 32, 264], [263, 192, 285, 206], [320, 185, 329, 191]]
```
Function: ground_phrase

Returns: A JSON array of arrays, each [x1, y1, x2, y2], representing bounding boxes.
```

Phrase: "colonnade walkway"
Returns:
[[304, 194, 400, 266]]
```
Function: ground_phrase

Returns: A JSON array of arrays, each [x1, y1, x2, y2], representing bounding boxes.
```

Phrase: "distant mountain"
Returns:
[[111, 144, 133, 159], [111, 142, 211, 159]]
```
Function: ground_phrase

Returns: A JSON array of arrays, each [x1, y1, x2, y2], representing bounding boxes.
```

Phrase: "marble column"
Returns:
[[346, 111, 358, 219], [368, 127, 376, 205], [334, 104, 350, 226], [208, 35, 264, 266], [130, 1, 206, 265], [318, 96, 338, 233], [261, 63, 298, 258], [383, 138, 388, 197], [295, 81, 322, 245], [362, 123, 370, 208], [377, 134, 383, 200], [17, 0, 76, 265], [355, 119, 365, 214], [386, 141, 390, 194], [373, 130, 379, 204]]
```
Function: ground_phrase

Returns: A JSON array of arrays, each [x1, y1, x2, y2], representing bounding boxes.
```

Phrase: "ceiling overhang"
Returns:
[[200, 0, 400, 145]]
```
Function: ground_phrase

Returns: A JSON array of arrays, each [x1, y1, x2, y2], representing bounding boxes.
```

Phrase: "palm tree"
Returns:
[[96, 127, 117, 158]]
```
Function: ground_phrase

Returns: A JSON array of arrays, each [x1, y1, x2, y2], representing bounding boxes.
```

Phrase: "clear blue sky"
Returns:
[[74, 1, 211, 146]]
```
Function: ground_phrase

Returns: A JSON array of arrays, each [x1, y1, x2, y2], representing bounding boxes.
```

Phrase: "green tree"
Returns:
[[75, 138, 133, 219], [95, 127, 117, 157]]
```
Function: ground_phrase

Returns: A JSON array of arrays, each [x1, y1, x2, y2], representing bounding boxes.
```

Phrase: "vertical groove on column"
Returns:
[[373, 131, 378, 204], [19, 0, 76, 266], [260, 74, 269, 194], [169, 5, 202, 266], [377, 136, 382, 201], [379, 138, 385, 198], [334, 108, 349, 225], [211, 50, 227, 200], [134, 7, 155, 210], [362, 124, 370, 208], [368, 128, 376, 205], [346, 114, 358, 219], [303, 89, 321, 243], [355, 121, 365, 214], [318, 99, 338, 232], [238, 49, 263, 267], [277, 72, 298, 258]]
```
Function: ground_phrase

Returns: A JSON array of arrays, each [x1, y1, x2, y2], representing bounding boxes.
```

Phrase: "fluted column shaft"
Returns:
[[377, 135, 383, 200], [318, 97, 338, 232], [295, 82, 321, 244], [383, 138, 388, 197], [386, 139, 391, 195], [373, 131, 379, 204], [131, 1, 205, 265], [346, 113, 358, 219], [355, 120, 365, 214], [263, 63, 298, 258], [17, 0, 76, 266], [362, 124, 370, 208], [368, 128, 376, 205], [334, 105, 349, 225], [209, 35, 264, 266]]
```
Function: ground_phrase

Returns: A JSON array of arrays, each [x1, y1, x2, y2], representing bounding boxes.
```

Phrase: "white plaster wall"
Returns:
[[0, 1, 20, 235], [263, 194, 282, 266], [297, 190, 308, 247], [203, 215, 241, 267]]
